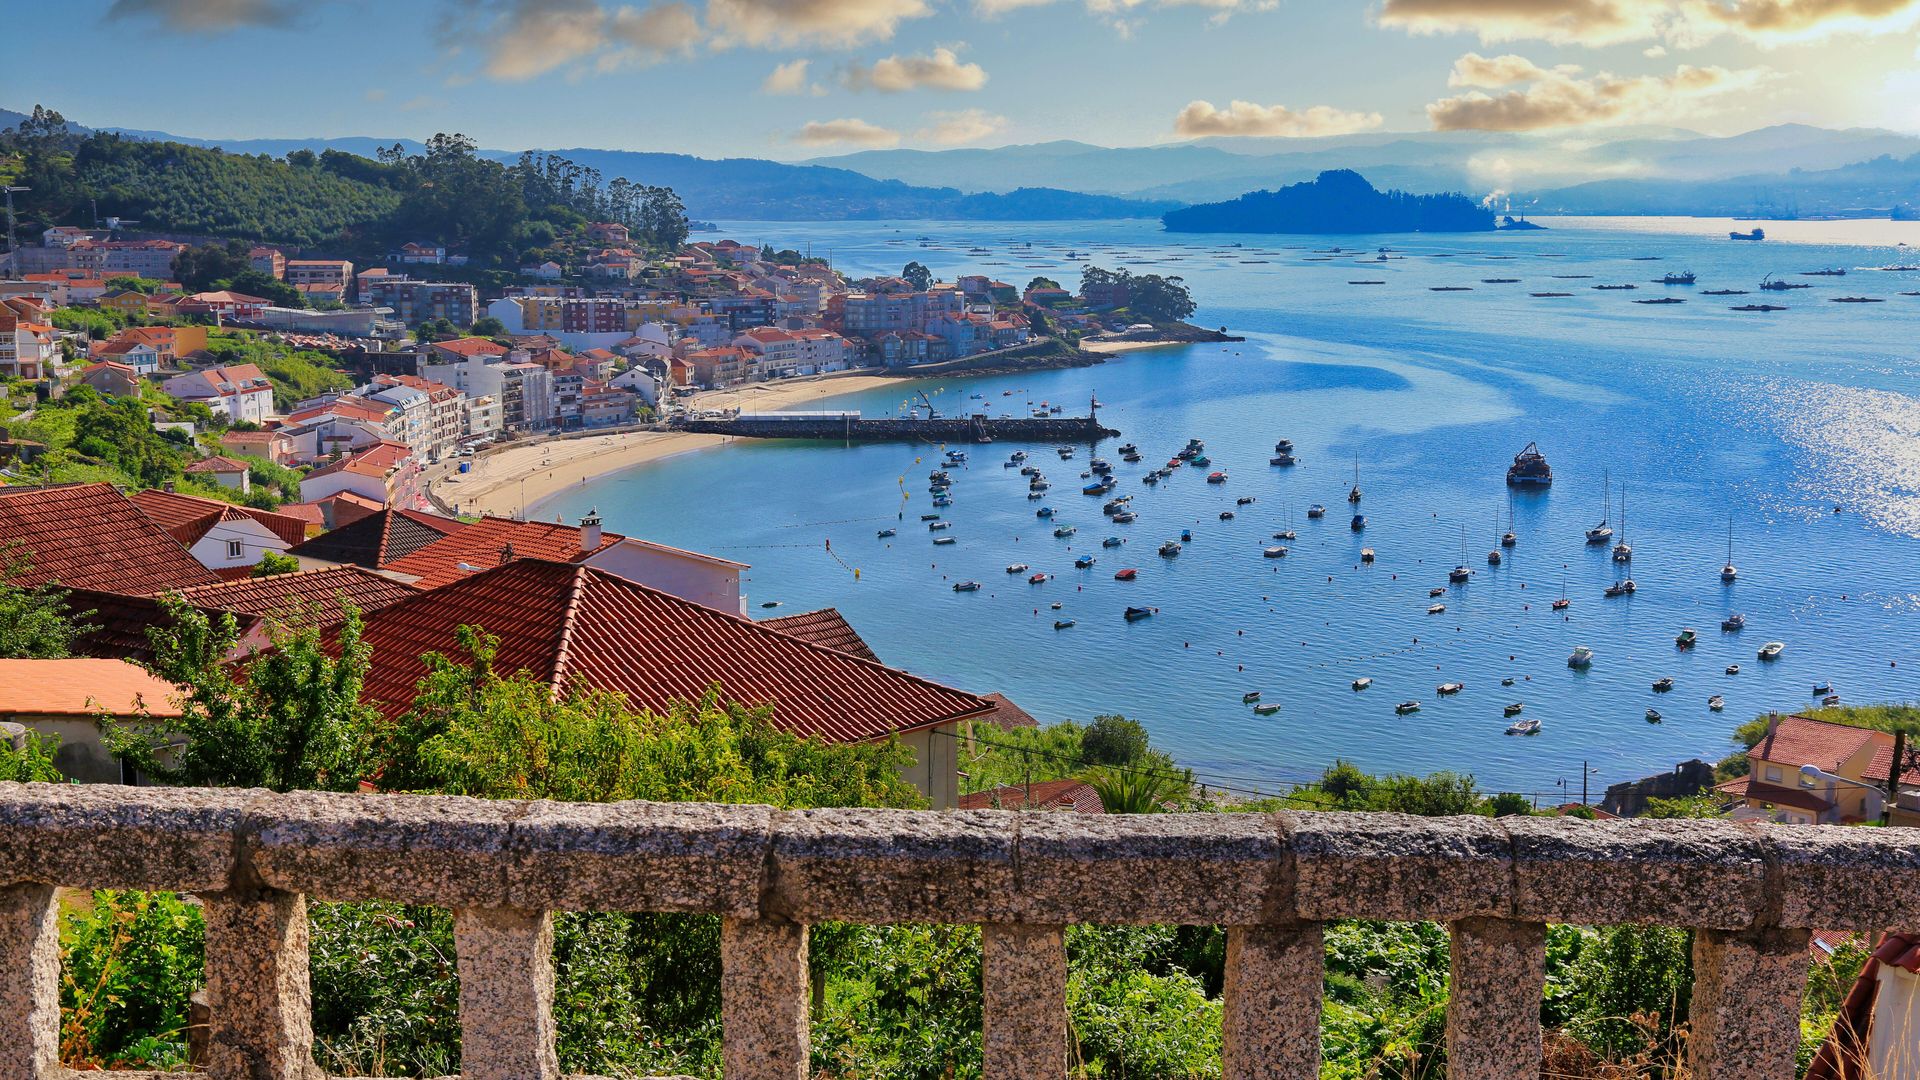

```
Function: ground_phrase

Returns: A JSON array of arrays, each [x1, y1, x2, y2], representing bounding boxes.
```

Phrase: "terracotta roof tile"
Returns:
[[289, 508, 469, 569], [0, 659, 184, 718], [378, 516, 623, 589], [173, 565, 420, 624], [761, 608, 879, 662], [0, 484, 219, 594], [1749, 715, 1891, 775], [959, 779, 1105, 813], [128, 488, 309, 548], [341, 559, 992, 741]]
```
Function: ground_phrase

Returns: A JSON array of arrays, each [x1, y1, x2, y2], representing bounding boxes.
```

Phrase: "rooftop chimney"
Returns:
[[580, 508, 603, 552], [163, 480, 175, 493]]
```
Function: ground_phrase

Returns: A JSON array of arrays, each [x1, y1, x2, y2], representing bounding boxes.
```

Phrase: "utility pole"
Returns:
[[1582, 758, 1590, 805], [1885, 731, 1905, 825], [2, 186, 27, 254]]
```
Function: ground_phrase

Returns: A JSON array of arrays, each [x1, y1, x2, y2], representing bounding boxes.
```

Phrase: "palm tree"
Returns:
[[1080, 763, 1192, 813]]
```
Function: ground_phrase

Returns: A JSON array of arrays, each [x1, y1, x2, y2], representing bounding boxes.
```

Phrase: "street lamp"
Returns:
[[1799, 764, 1883, 822]]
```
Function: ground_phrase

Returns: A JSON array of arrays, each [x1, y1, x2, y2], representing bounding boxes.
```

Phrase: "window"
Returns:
[[1764, 765, 1783, 782], [226, 539, 244, 560]]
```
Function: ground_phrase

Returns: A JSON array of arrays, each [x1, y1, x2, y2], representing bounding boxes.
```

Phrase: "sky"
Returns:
[[8, 0, 1920, 160]]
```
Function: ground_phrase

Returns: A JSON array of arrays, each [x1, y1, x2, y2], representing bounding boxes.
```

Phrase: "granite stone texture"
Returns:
[[201, 888, 322, 1080], [1769, 824, 1920, 931], [1011, 812, 1286, 925], [250, 790, 525, 906], [982, 923, 1067, 1080], [721, 918, 810, 1080], [1446, 918, 1546, 1079], [505, 800, 772, 916], [1284, 812, 1512, 921], [770, 807, 1016, 923], [455, 907, 559, 1080], [0, 782, 250, 893], [1687, 926, 1813, 1080], [1504, 817, 1769, 930], [1221, 923, 1324, 1080], [0, 884, 61, 1080]]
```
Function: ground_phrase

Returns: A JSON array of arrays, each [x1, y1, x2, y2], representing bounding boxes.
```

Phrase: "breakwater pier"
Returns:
[[681, 411, 1119, 444]]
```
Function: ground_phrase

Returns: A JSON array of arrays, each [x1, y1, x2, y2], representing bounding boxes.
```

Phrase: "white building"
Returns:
[[161, 364, 275, 425]]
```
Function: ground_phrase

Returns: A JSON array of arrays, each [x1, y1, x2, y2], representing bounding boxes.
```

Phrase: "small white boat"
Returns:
[[1568, 646, 1594, 669], [1395, 701, 1422, 715], [1352, 677, 1372, 691], [952, 581, 981, 592], [1759, 641, 1786, 661], [1427, 603, 1446, 615], [1253, 702, 1282, 716], [1436, 682, 1464, 695], [1708, 695, 1725, 711], [1006, 564, 1029, 574], [1263, 546, 1288, 558], [1505, 718, 1540, 736]]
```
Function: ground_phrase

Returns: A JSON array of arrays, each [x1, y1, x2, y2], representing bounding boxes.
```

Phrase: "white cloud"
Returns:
[[844, 46, 987, 91], [706, 0, 932, 48], [762, 57, 820, 93], [916, 109, 1008, 143], [106, 0, 303, 31], [447, 0, 701, 81], [1427, 55, 1765, 130], [1377, 0, 1920, 47], [1643, 43, 1668, 55], [1172, 100, 1385, 138], [794, 117, 902, 146], [363, 87, 389, 103]]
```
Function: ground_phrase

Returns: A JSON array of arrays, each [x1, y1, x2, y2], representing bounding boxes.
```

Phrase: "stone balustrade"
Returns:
[[4, 782, 1919, 1079]]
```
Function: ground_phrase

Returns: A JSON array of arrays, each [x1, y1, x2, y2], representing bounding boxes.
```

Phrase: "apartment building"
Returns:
[[362, 277, 479, 327]]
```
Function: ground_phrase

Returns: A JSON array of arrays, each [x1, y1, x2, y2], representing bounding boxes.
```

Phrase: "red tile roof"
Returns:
[[0, 659, 185, 718], [959, 779, 1105, 814], [341, 559, 992, 741], [173, 565, 420, 624], [1721, 776, 1837, 815], [0, 484, 219, 594], [379, 516, 623, 589], [1748, 715, 1891, 774], [289, 507, 470, 569], [761, 608, 879, 662], [184, 455, 251, 474], [128, 488, 309, 548]]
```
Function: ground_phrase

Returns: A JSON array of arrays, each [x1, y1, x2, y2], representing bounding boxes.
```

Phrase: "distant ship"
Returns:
[[1506, 442, 1552, 487], [1730, 228, 1766, 241]]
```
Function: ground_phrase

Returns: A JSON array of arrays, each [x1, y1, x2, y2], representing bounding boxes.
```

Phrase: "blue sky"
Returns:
[[10, 0, 1920, 158]]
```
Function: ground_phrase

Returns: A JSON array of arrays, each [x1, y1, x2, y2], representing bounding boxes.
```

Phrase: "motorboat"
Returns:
[[1029, 572, 1049, 584], [1506, 441, 1552, 487], [1124, 606, 1155, 621], [921, 513, 941, 521], [1036, 507, 1054, 518], [1504, 703, 1524, 717], [1117, 443, 1137, 455], [1727, 664, 1741, 675], [1159, 541, 1182, 557], [1307, 504, 1327, 519], [1263, 546, 1288, 558], [1270, 454, 1298, 467], [877, 529, 897, 538], [1427, 603, 1446, 615], [1437, 682, 1463, 695], [1824, 694, 1842, 707], [1813, 681, 1833, 695], [1653, 677, 1674, 693], [1219, 511, 1236, 521], [1395, 701, 1422, 715], [1505, 718, 1540, 736], [1020, 465, 1041, 477], [1102, 498, 1129, 515], [1074, 555, 1096, 569], [932, 496, 952, 508], [1569, 646, 1594, 669], [1360, 548, 1375, 563], [1430, 587, 1447, 598], [1722, 613, 1746, 632], [1113, 511, 1137, 524], [1102, 536, 1126, 547], [1027, 491, 1046, 500], [1207, 471, 1228, 484], [1603, 579, 1632, 598], [1449, 565, 1472, 583], [1243, 691, 1262, 704], [1114, 568, 1138, 581], [1502, 678, 1516, 687], [1275, 439, 1294, 453], [952, 581, 981, 592], [1054, 619, 1075, 630], [1676, 629, 1697, 649], [933, 536, 957, 546], [1708, 695, 1725, 711], [1006, 564, 1029, 574], [1253, 703, 1282, 716], [1352, 677, 1372, 691], [1237, 496, 1256, 506], [1181, 529, 1193, 542], [1350, 515, 1367, 532], [1053, 525, 1076, 538], [929, 521, 951, 531], [1759, 641, 1786, 661], [1646, 709, 1663, 724]]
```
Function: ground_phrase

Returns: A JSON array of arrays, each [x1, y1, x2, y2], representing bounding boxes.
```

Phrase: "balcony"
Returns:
[[4, 782, 1918, 1079]]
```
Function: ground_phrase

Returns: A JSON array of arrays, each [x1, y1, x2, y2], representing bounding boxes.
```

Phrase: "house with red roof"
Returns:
[[1719, 714, 1907, 825], [162, 363, 276, 424], [178, 291, 270, 320], [129, 487, 310, 574], [334, 558, 991, 806], [183, 455, 253, 493], [78, 361, 143, 398], [0, 483, 220, 594], [0, 658, 186, 783], [960, 779, 1106, 814], [298, 441, 415, 506]]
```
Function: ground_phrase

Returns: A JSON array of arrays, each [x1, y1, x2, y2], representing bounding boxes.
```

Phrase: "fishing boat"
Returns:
[[1612, 486, 1632, 562], [1142, 474, 1159, 486], [1653, 677, 1674, 692], [1802, 267, 1848, 277], [1275, 439, 1294, 453], [1660, 271, 1697, 285], [1352, 677, 1372, 691], [1646, 709, 1663, 724], [1568, 646, 1594, 669], [1271, 453, 1298, 467], [1021, 466, 1041, 477], [1122, 451, 1142, 463], [929, 521, 951, 531], [1759, 641, 1786, 661], [1727, 664, 1741, 675], [1676, 628, 1697, 649], [1634, 297, 1686, 305], [1243, 691, 1262, 704], [1054, 619, 1075, 630], [1395, 701, 1422, 715], [1027, 491, 1047, 500], [1437, 682, 1464, 695], [1722, 613, 1746, 632], [1114, 568, 1138, 581], [952, 581, 981, 592], [1450, 565, 1472, 583], [1075, 555, 1096, 569], [1504, 702, 1524, 717], [1036, 507, 1054, 518], [1117, 443, 1137, 455], [1263, 546, 1288, 558], [1181, 529, 1193, 542], [1502, 678, 1516, 687], [1058, 446, 1075, 459], [1237, 496, 1256, 506], [1350, 515, 1367, 532], [1124, 606, 1155, 621], [929, 470, 950, 483], [1159, 541, 1182, 557], [1603, 579, 1635, 598], [1430, 587, 1447, 598], [1427, 603, 1446, 615], [1730, 228, 1765, 241], [1824, 694, 1841, 707], [1053, 525, 1076, 538], [1193, 456, 1213, 468], [1030, 480, 1050, 492], [1254, 703, 1283, 716], [922, 513, 941, 521], [934, 536, 957, 546], [877, 528, 897, 539], [1586, 472, 1614, 545], [1760, 275, 1809, 291], [1219, 511, 1236, 521], [1113, 511, 1137, 524], [1813, 681, 1833, 695], [1506, 718, 1541, 736], [1721, 518, 1738, 582], [1006, 563, 1029, 574], [1103, 536, 1126, 547], [1090, 459, 1112, 474], [1361, 548, 1375, 563], [1207, 471, 1228, 484], [1732, 304, 1790, 311], [1029, 572, 1049, 584], [1702, 289, 1748, 295], [1083, 482, 1109, 495], [1307, 504, 1327, 519], [1708, 695, 1725, 711]]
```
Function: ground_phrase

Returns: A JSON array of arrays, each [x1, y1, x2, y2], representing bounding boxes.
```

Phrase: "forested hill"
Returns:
[[1162, 169, 1493, 234]]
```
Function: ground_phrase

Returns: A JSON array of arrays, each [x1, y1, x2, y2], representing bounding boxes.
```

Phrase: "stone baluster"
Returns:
[[454, 907, 560, 1080], [1445, 918, 1546, 1079], [1221, 923, 1325, 1080], [981, 923, 1067, 1080], [0, 884, 62, 1080], [200, 888, 321, 1080], [1687, 926, 1813, 1080], [721, 917, 811, 1080]]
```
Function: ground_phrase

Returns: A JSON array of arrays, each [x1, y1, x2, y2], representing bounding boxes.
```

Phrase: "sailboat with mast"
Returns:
[[1487, 503, 1503, 565], [1721, 517, 1738, 582], [1586, 471, 1614, 545], [1501, 493, 1517, 549], [1612, 486, 1632, 563], [1347, 458, 1362, 504], [1552, 573, 1571, 611]]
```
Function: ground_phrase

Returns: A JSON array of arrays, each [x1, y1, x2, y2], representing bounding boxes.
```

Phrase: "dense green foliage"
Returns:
[[1080, 264, 1198, 323], [200, 333, 353, 408], [14, 385, 191, 489], [59, 891, 207, 1071], [0, 552, 94, 659]]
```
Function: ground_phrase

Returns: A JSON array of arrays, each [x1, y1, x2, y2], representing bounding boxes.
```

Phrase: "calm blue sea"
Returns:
[[539, 216, 1920, 799]]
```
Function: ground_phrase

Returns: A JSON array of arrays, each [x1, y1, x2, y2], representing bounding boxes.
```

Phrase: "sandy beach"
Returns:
[[433, 370, 913, 518], [1078, 338, 1191, 355]]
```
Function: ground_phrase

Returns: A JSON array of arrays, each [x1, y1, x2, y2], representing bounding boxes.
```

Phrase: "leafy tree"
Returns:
[[0, 551, 94, 658], [1080, 762, 1191, 813], [469, 315, 507, 337], [1079, 713, 1149, 766], [223, 269, 303, 308], [414, 317, 458, 342], [250, 551, 300, 578], [107, 596, 375, 792], [1318, 759, 1375, 808], [173, 240, 253, 292], [58, 890, 207, 1070], [1368, 770, 1482, 816], [901, 261, 932, 291], [1489, 791, 1531, 816], [105, 275, 162, 294], [0, 728, 61, 782], [1025, 276, 1059, 292], [1643, 794, 1728, 819], [1126, 273, 1196, 323]]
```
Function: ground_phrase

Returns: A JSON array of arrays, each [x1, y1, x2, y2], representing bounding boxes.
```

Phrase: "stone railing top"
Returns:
[[4, 782, 1920, 931]]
